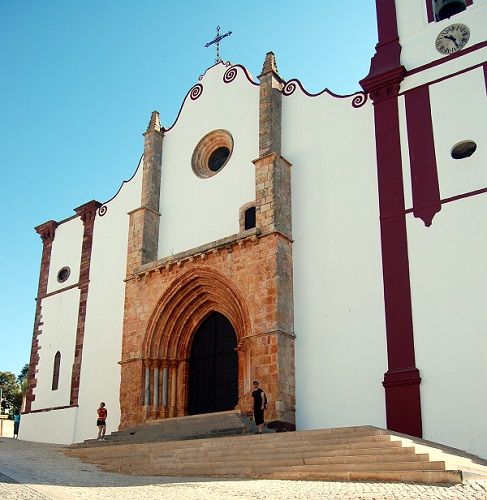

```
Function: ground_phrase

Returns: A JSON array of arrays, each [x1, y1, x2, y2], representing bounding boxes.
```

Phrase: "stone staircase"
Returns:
[[73, 410, 270, 448], [66, 423, 487, 484]]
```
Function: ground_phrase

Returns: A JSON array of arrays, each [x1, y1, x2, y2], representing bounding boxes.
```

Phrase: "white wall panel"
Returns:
[[429, 68, 487, 200], [398, 95, 414, 209], [407, 197, 487, 458], [158, 64, 258, 258], [47, 217, 83, 294], [32, 288, 80, 410], [19, 408, 78, 444], [282, 88, 388, 432], [74, 160, 142, 443]]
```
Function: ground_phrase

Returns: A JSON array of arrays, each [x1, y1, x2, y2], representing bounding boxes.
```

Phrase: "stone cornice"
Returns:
[[34, 220, 58, 243], [131, 228, 260, 278], [252, 152, 292, 168], [127, 205, 161, 217], [360, 66, 406, 103], [74, 200, 102, 225]]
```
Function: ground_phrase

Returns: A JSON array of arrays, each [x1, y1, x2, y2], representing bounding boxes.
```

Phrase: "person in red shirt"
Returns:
[[96, 402, 107, 441]]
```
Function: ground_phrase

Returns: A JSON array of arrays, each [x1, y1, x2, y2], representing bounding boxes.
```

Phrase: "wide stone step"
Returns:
[[74, 430, 396, 456], [144, 453, 432, 470], [257, 470, 463, 484], [113, 418, 249, 436], [169, 444, 411, 462], [76, 410, 262, 447], [66, 424, 487, 484], [303, 452, 431, 465], [385, 431, 487, 473], [104, 459, 448, 477], [78, 436, 401, 463], [166, 431, 388, 448], [110, 426, 375, 443], [92, 447, 440, 469], [85, 446, 418, 471], [139, 458, 447, 472], [290, 461, 448, 472]]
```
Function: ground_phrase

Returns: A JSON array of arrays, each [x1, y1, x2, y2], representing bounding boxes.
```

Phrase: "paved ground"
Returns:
[[0, 437, 486, 499]]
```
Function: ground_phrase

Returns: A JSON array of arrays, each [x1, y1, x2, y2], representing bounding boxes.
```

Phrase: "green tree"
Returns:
[[17, 364, 28, 385], [0, 371, 22, 417], [17, 363, 29, 400]]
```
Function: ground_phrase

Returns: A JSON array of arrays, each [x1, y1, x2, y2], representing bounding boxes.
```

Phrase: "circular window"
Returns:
[[451, 141, 477, 160], [57, 267, 71, 283], [208, 147, 231, 172], [192, 129, 233, 178]]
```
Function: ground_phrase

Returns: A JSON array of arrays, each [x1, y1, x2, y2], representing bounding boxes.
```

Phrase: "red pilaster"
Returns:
[[361, 0, 422, 438], [70, 200, 101, 406], [24, 220, 59, 413]]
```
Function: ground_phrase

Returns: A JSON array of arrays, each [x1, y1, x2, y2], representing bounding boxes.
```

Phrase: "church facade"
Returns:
[[22, 0, 487, 459]]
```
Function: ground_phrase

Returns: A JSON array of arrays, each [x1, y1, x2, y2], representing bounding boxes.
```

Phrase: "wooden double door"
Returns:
[[188, 312, 238, 415]]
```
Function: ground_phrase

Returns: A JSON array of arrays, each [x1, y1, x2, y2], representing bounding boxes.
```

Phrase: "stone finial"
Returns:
[[145, 111, 162, 134], [261, 51, 279, 76]]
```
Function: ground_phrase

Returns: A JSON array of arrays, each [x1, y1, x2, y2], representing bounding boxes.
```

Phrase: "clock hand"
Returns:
[[445, 34, 459, 48]]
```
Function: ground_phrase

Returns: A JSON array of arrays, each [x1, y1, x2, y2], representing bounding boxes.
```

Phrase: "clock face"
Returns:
[[435, 24, 470, 55]]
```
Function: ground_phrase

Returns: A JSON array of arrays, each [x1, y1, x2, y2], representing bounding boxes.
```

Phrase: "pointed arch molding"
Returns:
[[143, 267, 251, 360]]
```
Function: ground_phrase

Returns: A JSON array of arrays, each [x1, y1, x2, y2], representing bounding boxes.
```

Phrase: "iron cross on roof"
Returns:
[[204, 26, 232, 63]]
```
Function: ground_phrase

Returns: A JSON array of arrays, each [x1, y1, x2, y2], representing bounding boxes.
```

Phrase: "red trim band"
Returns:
[[405, 86, 441, 227], [404, 187, 487, 215], [27, 404, 78, 414], [42, 282, 81, 299], [406, 41, 487, 77]]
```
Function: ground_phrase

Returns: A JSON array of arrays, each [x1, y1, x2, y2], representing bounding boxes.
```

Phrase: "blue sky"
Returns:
[[0, 1, 377, 377]]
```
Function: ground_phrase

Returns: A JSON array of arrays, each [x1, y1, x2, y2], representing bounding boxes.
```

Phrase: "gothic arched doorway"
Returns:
[[188, 312, 238, 415]]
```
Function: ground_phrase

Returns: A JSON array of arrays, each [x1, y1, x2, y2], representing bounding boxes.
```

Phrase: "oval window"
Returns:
[[451, 141, 477, 160], [57, 267, 71, 283]]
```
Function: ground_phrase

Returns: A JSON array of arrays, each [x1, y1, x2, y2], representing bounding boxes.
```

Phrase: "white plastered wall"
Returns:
[[157, 64, 258, 258], [73, 161, 143, 443], [430, 69, 487, 199], [29, 287, 80, 411], [46, 217, 83, 293], [20, 407, 78, 444], [22, 161, 142, 444], [396, 0, 487, 73], [21, 215, 83, 443], [283, 89, 388, 431], [403, 68, 487, 459]]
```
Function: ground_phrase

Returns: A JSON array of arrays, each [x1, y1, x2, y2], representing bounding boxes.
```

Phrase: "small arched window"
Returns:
[[52, 351, 61, 391], [244, 206, 256, 230]]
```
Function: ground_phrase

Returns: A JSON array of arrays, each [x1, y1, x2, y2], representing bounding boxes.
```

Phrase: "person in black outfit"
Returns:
[[251, 380, 267, 434]]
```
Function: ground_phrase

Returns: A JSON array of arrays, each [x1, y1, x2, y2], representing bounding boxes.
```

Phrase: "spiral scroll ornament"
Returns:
[[99, 205, 108, 217], [351, 92, 368, 108], [283, 81, 298, 96], [190, 84, 203, 101], [223, 66, 238, 84]]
